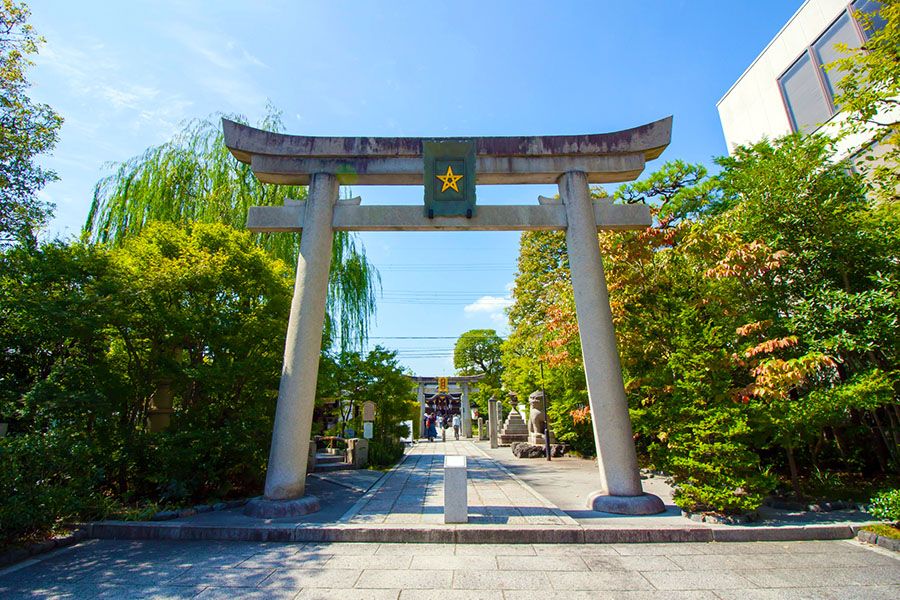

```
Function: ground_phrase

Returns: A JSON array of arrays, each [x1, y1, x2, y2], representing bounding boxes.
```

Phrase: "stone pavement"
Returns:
[[476, 440, 877, 529], [81, 438, 878, 544], [1, 538, 897, 599], [344, 440, 574, 526]]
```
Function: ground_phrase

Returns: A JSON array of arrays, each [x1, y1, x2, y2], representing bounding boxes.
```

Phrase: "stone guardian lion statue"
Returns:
[[528, 390, 546, 436]]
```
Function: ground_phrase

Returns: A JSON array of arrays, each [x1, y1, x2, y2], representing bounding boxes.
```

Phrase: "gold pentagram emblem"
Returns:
[[436, 165, 463, 193]]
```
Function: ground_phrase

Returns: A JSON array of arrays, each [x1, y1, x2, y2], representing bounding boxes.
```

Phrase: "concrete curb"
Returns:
[[0, 528, 89, 569], [857, 528, 900, 552], [82, 520, 860, 545]]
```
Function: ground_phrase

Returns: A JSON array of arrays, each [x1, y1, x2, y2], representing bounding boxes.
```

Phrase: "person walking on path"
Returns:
[[425, 413, 437, 442], [452, 413, 461, 440], [437, 414, 446, 442]]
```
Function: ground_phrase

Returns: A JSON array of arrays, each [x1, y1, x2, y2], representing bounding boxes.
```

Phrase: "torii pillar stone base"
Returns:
[[244, 173, 339, 518], [560, 171, 664, 516]]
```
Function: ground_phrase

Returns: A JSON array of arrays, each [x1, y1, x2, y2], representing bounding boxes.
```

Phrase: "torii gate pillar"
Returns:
[[417, 383, 426, 438], [561, 171, 663, 514], [461, 382, 472, 438], [245, 173, 337, 517]]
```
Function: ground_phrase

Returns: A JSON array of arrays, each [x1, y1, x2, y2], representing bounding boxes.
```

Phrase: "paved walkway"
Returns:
[[75, 438, 879, 545], [476, 441, 877, 529], [1, 538, 897, 598], [345, 440, 574, 526]]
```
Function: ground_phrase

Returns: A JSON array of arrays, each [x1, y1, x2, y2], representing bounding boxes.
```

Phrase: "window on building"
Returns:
[[852, 0, 887, 36], [813, 12, 861, 101], [778, 2, 883, 133], [781, 52, 834, 134]]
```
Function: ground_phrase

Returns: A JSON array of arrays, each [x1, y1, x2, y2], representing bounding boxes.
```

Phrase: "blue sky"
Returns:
[[30, 0, 802, 375]]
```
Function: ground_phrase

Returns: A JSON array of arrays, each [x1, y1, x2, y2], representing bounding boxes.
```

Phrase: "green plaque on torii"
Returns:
[[423, 140, 476, 218]]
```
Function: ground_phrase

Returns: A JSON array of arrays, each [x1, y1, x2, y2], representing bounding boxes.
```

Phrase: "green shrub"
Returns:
[[547, 389, 595, 457], [665, 410, 775, 515], [0, 431, 113, 542], [869, 489, 900, 522], [368, 439, 404, 468]]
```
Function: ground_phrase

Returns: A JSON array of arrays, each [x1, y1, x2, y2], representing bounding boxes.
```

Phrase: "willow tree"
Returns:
[[83, 110, 378, 348]]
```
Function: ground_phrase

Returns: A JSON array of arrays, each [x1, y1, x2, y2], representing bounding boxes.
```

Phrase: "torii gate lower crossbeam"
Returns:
[[229, 118, 671, 518]]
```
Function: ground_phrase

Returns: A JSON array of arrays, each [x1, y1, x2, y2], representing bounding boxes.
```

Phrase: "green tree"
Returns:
[[0, 0, 62, 247], [316, 346, 416, 466], [454, 328, 503, 404], [716, 134, 900, 481], [600, 164, 776, 511], [502, 229, 570, 397], [832, 0, 899, 202], [0, 222, 294, 540], [83, 111, 378, 348]]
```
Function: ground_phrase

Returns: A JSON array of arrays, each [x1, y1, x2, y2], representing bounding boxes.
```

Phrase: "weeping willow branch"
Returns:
[[82, 108, 379, 349]]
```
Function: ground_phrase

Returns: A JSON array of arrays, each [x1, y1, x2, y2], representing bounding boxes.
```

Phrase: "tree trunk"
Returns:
[[785, 440, 802, 499], [810, 430, 825, 472], [865, 419, 889, 473], [872, 407, 899, 468], [831, 426, 848, 461], [885, 404, 900, 457]]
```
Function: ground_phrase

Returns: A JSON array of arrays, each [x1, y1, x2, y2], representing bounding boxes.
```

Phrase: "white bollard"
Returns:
[[443, 455, 468, 524]]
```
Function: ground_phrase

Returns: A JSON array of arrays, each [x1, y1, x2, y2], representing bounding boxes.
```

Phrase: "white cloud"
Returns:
[[167, 24, 268, 72], [464, 295, 513, 314], [162, 23, 268, 113], [37, 37, 193, 135], [464, 295, 513, 326]]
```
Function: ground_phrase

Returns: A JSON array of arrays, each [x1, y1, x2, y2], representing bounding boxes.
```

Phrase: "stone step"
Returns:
[[315, 454, 345, 465], [314, 462, 355, 472], [85, 520, 860, 544]]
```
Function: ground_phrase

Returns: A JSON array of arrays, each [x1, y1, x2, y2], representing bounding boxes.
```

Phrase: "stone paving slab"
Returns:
[[78, 439, 878, 546], [0, 539, 897, 599], [344, 441, 576, 526]]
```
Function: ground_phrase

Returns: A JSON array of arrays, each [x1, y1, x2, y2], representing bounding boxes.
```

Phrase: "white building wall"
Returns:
[[716, 0, 852, 154]]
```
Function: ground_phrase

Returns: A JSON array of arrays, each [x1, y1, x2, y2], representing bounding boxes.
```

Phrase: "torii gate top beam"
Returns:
[[409, 375, 484, 384], [222, 116, 672, 186]]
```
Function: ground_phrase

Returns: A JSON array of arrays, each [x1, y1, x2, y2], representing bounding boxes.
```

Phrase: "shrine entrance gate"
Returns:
[[223, 116, 673, 518]]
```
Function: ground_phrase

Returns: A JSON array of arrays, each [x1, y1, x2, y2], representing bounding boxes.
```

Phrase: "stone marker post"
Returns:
[[362, 400, 375, 440], [488, 396, 499, 449], [417, 383, 426, 439], [461, 381, 472, 438], [559, 171, 664, 515], [147, 379, 174, 432], [245, 173, 338, 517], [443, 455, 468, 523]]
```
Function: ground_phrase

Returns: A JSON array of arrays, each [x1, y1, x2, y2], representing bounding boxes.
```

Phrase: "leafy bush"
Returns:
[[546, 389, 595, 457], [0, 431, 114, 542], [665, 410, 775, 515], [869, 489, 900, 523], [368, 439, 404, 468], [0, 223, 291, 542]]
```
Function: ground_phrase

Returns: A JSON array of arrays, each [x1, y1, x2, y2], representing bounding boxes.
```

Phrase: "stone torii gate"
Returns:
[[411, 375, 482, 438], [224, 117, 672, 517]]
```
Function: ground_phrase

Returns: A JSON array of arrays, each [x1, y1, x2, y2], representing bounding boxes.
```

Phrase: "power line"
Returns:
[[362, 335, 506, 339], [380, 291, 509, 295]]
